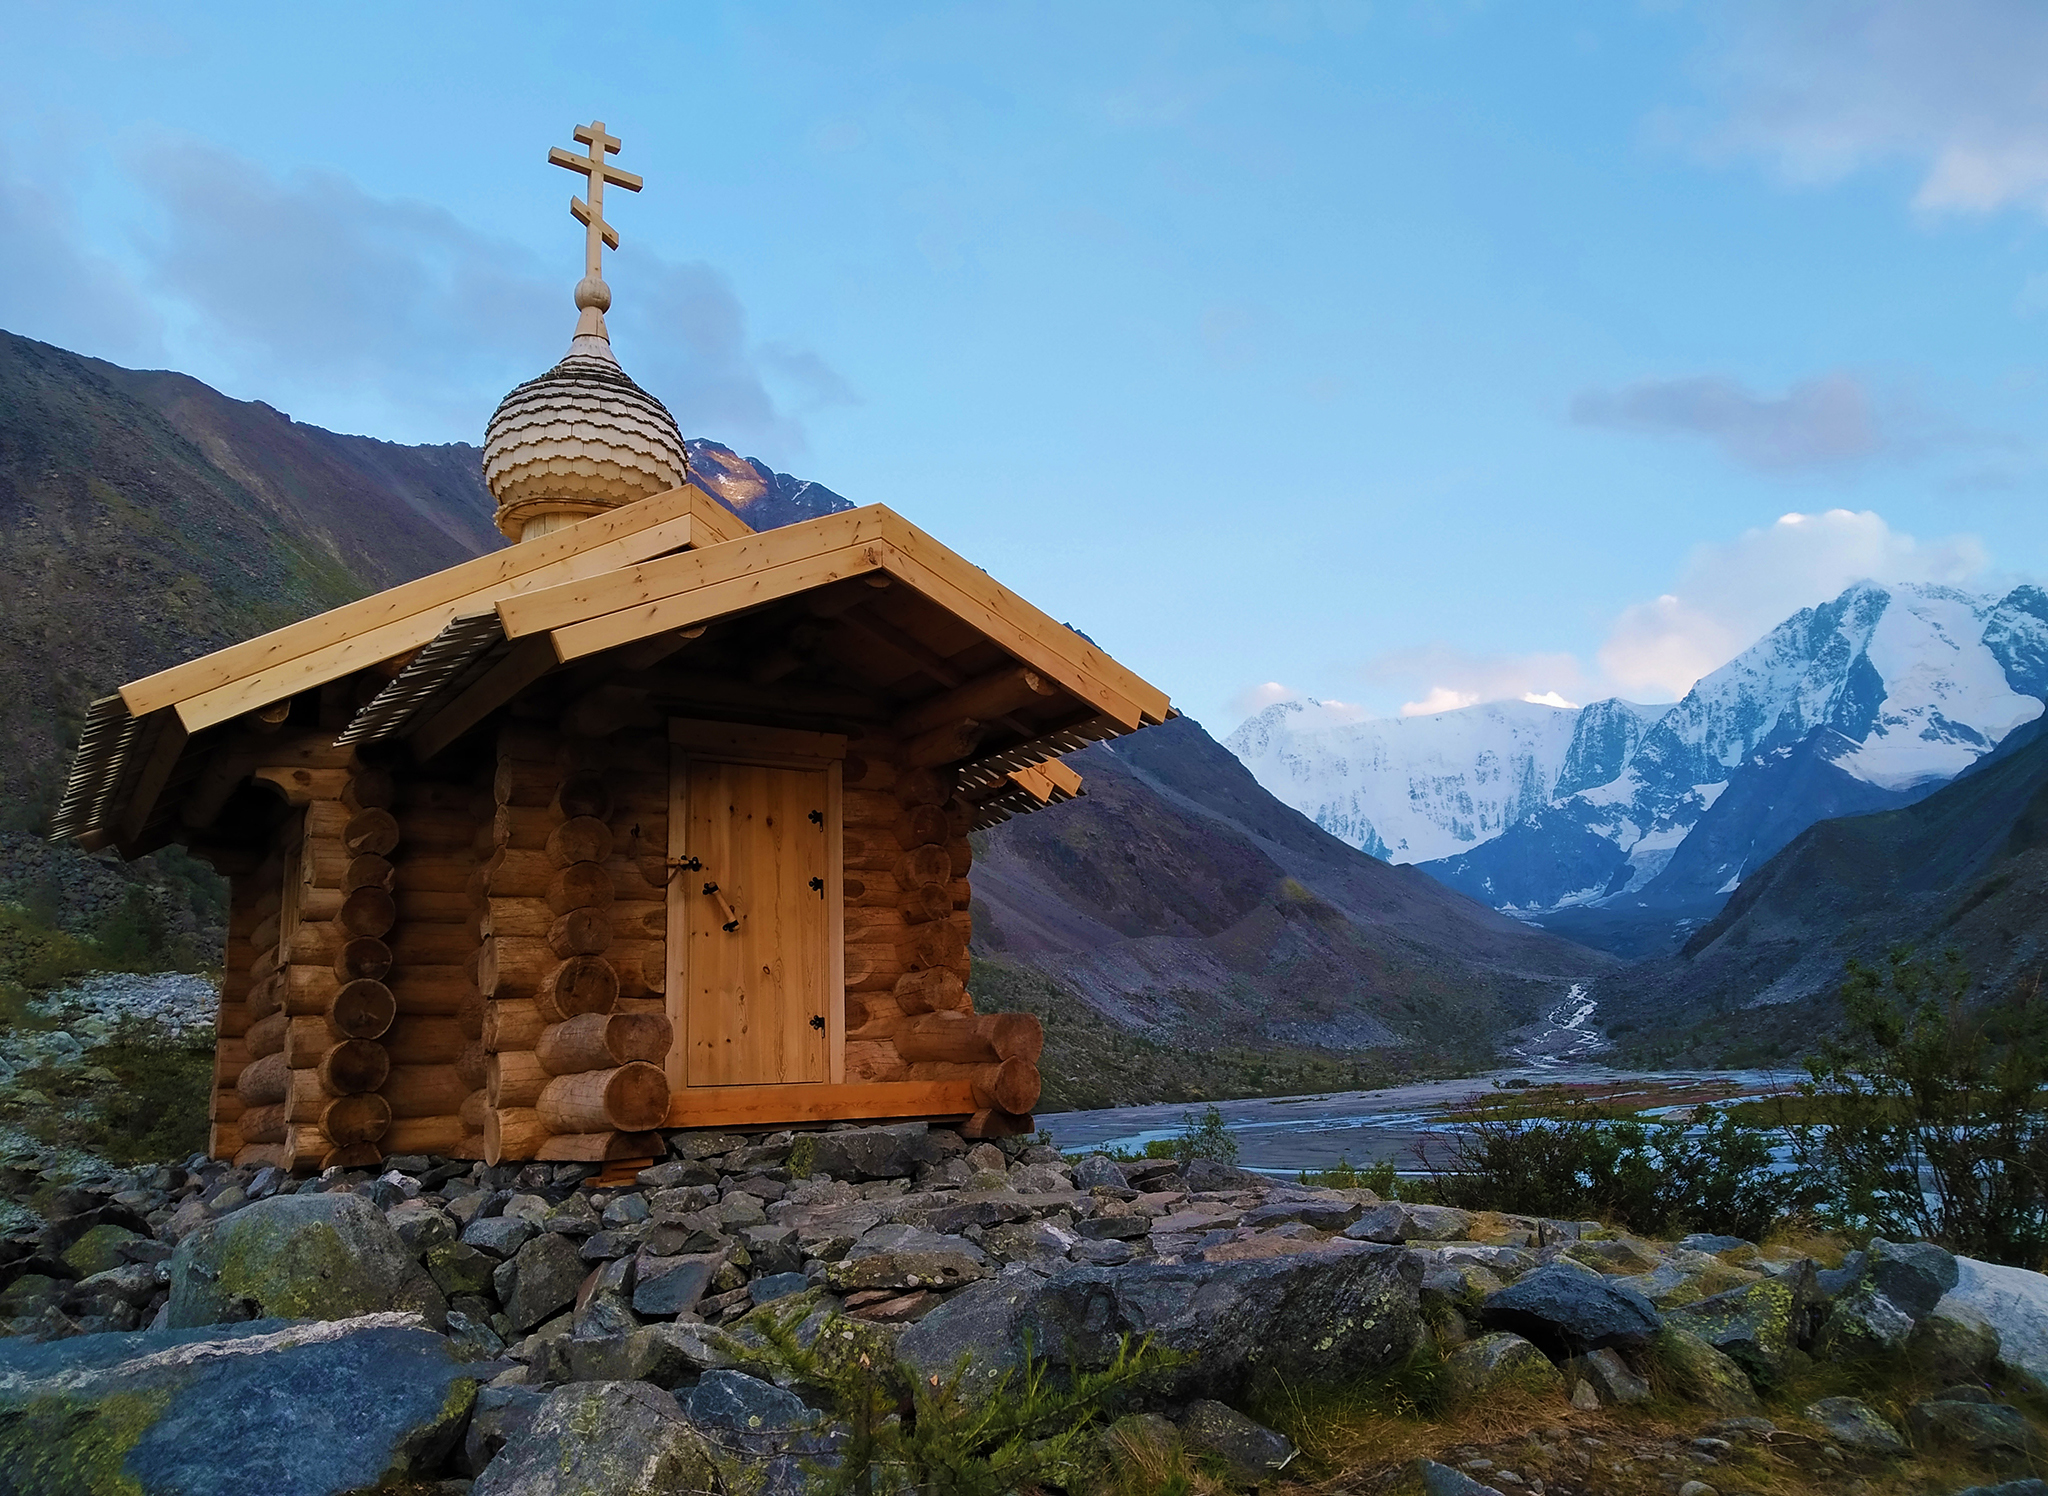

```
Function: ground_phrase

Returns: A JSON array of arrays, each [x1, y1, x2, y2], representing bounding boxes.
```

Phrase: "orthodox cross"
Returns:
[[548, 120, 644, 283]]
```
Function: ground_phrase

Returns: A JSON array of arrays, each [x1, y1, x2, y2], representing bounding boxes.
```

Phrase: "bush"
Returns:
[[1172, 1105, 1239, 1166], [1418, 1099, 1793, 1240], [1299, 1155, 1400, 1197], [1789, 948, 2048, 1267]]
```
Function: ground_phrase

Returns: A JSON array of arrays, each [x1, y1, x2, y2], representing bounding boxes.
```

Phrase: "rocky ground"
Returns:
[[1, 1124, 2046, 1496]]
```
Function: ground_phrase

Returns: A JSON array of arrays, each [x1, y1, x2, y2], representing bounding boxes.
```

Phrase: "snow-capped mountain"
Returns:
[[1228, 581, 2048, 954], [1223, 697, 1590, 862]]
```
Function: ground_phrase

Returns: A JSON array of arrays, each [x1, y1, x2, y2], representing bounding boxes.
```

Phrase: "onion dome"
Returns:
[[484, 118, 688, 542]]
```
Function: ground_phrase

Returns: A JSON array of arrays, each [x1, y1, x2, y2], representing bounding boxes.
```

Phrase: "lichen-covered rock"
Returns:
[[827, 1249, 985, 1293], [1344, 1202, 1473, 1244], [60, 1222, 147, 1278], [1666, 1279, 1797, 1386], [1446, 1332, 1565, 1401], [1069, 1154, 1129, 1190], [472, 1380, 718, 1496], [1652, 1327, 1763, 1415], [1816, 1280, 1916, 1360], [167, 1193, 447, 1329], [1481, 1262, 1662, 1355], [0, 1313, 476, 1496], [901, 1240, 1424, 1401], [1803, 1396, 1907, 1455]]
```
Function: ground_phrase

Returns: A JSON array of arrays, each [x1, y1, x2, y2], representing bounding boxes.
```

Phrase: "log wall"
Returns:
[[480, 719, 671, 1164]]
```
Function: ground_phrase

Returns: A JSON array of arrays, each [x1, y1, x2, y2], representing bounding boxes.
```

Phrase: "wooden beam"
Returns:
[[830, 606, 966, 690], [664, 1079, 975, 1129], [668, 718, 847, 760], [623, 668, 886, 722], [894, 666, 1058, 740], [410, 635, 559, 762], [172, 515, 699, 732], [116, 716, 190, 845], [181, 732, 361, 831], [123, 490, 719, 717], [498, 508, 891, 639]]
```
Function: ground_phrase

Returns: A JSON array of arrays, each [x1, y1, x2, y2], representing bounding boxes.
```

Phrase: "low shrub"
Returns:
[[1299, 1155, 1400, 1197]]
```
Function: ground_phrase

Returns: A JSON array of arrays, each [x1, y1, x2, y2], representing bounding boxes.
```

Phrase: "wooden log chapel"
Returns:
[[49, 120, 1170, 1174]]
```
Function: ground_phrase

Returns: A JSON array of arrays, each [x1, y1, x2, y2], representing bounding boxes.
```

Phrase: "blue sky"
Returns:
[[7, 2, 2048, 733]]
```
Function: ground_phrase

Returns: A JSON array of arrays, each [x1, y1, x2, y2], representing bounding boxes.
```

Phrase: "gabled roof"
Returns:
[[54, 488, 1171, 850]]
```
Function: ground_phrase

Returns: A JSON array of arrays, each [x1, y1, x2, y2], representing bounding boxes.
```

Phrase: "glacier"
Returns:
[[1224, 581, 2048, 953]]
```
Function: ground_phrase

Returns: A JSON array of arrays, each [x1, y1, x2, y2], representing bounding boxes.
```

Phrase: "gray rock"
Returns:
[[1907, 1397, 2037, 1461], [1393, 1458, 1508, 1495], [686, 1368, 817, 1435], [472, 1380, 717, 1495], [1654, 1327, 1763, 1416], [1816, 1248, 1868, 1300], [1446, 1332, 1566, 1400], [446, 1308, 507, 1360], [0, 1313, 475, 1496], [168, 1193, 447, 1330], [785, 1122, 957, 1181], [1481, 1262, 1662, 1355], [1240, 1197, 1367, 1231], [386, 1200, 457, 1256], [750, 1272, 811, 1305], [1950, 1483, 2048, 1496], [1343, 1202, 1473, 1244], [1565, 1347, 1650, 1406], [503, 1231, 591, 1334], [464, 1384, 548, 1475], [426, 1240, 498, 1298], [1080, 1213, 1153, 1242], [1803, 1396, 1907, 1455], [1679, 1234, 1752, 1255], [633, 1251, 721, 1317], [1072, 1238, 1134, 1266], [900, 1240, 1423, 1401], [847, 1222, 987, 1264], [826, 1249, 984, 1292], [1070, 1154, 1129, 1190], [1176, 1398, 1295, 1482], [1868, 1237, 1960, 1318], [463, 1215, 538, 1259]]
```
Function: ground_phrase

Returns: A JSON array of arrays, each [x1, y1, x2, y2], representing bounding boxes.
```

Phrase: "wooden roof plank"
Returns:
[[171, 514, 701, 733], [121, 486, 738, 717], [498, 508, 890, 639]]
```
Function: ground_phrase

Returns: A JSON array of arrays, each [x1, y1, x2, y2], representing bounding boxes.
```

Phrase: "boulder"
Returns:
[[60, 1222, 147, 1278], [749, 1272, 811, 1305], [1480, 1263, 1662, 1355], [1240, 1198, 1365, 1231], [899, 1241, 1424, 1401], [1803, 1396, 1907, 1455], [632, 1251, 720, 1317], [1064, 1155, 1130, 1188], [1941, 1256, 2048, 1395], [1445, 1332, 1566, 1401], [385, 1199, 457, 1256], [502, 1231, 590, 1334], [167, 1194, 447, 1330], [1652, 1327, 1763, 1416], [426, 1240, 498, 1298], [685, 1368, 820, 1444], [826, 1249, 985, 1293], [1666, 1280, 1797, 1386], [1176, 1399, 1296, 1483], [1565, 1347, 1650, 1406], [785, 1123, 959, 1181], [464, 1384, 548, 1474], [0, 1313, 475, 1496], [1908, 1300, 2002, 1385], [1867, 1237, 1959, 1318], [463, 1215, 538, 1258], [1906, 1396, 2037, 1463], [1816, 1281, 1916, 1360], [1345, 1203, 1473, 1244], [472, 1380, 718, 1496]]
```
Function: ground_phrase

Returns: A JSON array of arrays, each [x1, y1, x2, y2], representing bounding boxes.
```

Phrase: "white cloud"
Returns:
[[1400, 687, 1479, 717], [1227, 680, 1309, 717], [1360, 645, 1594, 721], [1698, 1, 2048, 219], [1523, 690, 1579, 709], [1596, 508, 1988, 698], [1571, 370, 1922, 470]]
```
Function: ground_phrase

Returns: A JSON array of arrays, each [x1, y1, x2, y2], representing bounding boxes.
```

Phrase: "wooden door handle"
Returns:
[[701, 881, 741, 932]]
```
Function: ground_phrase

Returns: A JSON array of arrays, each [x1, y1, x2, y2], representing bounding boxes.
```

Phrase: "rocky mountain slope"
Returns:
[[1600, 712, 2048, 1065], [0, 331, 1598, 1097], [1233, 582, 2048, 958], [970, 716, 1610, 1104]]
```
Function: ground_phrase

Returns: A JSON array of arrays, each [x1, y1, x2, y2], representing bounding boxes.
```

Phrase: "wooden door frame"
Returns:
[[666, 719, 846, 1087]]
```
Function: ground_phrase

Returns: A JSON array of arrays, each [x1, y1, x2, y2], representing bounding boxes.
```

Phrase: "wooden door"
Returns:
[[674, 758, 833, 1087]]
